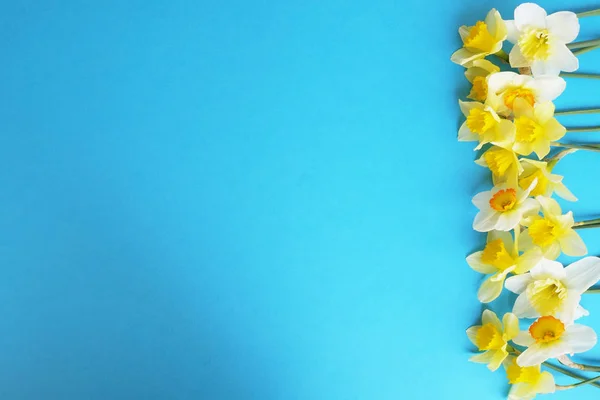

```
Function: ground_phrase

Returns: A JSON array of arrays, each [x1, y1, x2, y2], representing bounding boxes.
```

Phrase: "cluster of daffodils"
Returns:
[[454, 3, 600, 399]]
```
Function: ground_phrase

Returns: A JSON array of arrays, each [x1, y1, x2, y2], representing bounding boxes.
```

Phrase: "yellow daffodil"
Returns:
[[514, 315, 597, 366], [505, 257, 600, 323], [465, 59, 500, 102], [458, 101, 515, 150], [504, 356, 555, 400], [512, 100, 566, 159], [486, 71, 565, 117], [472, 179, 539, 232], [467, 231, 542, 303], [451, 9, 507, 66], [467, 309, 519, 371], [476, 145, 522, 186], [519, 158, 577, 201], [521, 196, 586, 259], [506, 3, 580, 76]]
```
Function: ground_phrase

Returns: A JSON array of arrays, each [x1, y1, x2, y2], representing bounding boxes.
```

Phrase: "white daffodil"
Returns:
[[476, 145, 523, 186], [467, 231, 542, 303], [514, 315, 597, 366], [520, 196, 586, 259], [486, 71, 565, 116], [458, 101, 515, 150], [467, 310, 519, 371], [504, 356, 555, 400], [472, 179, 539, 232], [452, 9, 507, 66], [519, 159, 577, 201], [465, 59, 501, 102], [505, 257, 600, 323], [511, 100, 566, 159], [506, 3, 580, 76]]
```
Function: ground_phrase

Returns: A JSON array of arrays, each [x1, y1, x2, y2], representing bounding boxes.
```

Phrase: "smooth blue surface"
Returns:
[[2, 1, 600, 399]]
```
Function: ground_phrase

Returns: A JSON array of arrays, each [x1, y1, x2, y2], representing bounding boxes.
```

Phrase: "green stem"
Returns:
[[566, 127, 600, 132], [574, 44, 600, 56], [568, 39, 600, 49], [553, 142, 600, 152], [559, 355, 600, 372], [577, 8, 600, 18], [560, 72, 600, 79], [586, 288, 600, 294], [573, 218, 600, 229], [556, 374, 600, 390], [556, 108, 600, 116], [494, 49, 509, 64], [543, 361, 600, 389]]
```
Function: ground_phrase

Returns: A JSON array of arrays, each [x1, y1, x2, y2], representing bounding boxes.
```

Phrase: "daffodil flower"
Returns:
[[451, 9, 507, 66], [512, 99, 566, 159], [467, 231, 543, 303], [486, 71, 565, 116], [472, 179, 539, 232], [465, 59, 500, 102], [458, 101, 515, 150], [504, 356, 555, 400], [505, 257, 600, 323], [520, 196, 586, 259], [466, 309, 519, 371], [513, 315, 597, 367], [505, 3, 580, 76], [519, 159, 577, 201], [476, 145, 522, 186]]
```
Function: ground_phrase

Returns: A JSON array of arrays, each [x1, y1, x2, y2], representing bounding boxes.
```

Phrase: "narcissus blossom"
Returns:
[[520, 196, 586, 259], [467, 310, 519, 371], [506, 3, 580, 76], [505, 257, 600, 323], [514, 315, 597, 366], [459, 101, 515, 150], [476, 145, 522, 186], [467, 231, 542, 303], [486, 71, 565, 116], [519, 159, 577, 201], [511, 100, 566, 159], [452, 9, 507, 66], [504, 357, 555, 400], [472, 179, 539, 232], [465, 59, 501, 102]]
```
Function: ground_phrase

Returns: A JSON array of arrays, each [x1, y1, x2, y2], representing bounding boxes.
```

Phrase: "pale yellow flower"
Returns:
[[451, 9, 507, 66], [465, 59, 500, 102], [504, 356, 555, 400], [521, 196, 586, 259], [476, 145, 522, 186], [458, 101, 514, 150], [466, 310, 519, 371], [512, 99, 566, 159], [518, 159, 576, 201], [467, 231, 542, 303]]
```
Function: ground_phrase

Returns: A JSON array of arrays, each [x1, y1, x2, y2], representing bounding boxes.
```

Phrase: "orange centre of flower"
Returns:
[[529, 316, 565, 344], [489, 189, 517, 212], [503, 88, 535, 110]]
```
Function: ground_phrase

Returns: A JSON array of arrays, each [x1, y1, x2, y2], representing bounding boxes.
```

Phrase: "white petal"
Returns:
[[549, 44, 579, 73], [509, 45, 530, 68], [466, 251, 497, 274], [513, 292, 539, 318], [564, 324, 597, 353], [574, 304, 590, 320], [487, 348, 508, 371], [473, 210, 500, 232], [495, 210, 522, 231], [532, 76, 566, 102], [547, 11, 580, 43], [554, 182, 578, 202], [560, 230, 587, 257], [505, 273, 533, 294], [530, 258, 566, 280], [472, 191, 492, 210], [556, 292, 581, 324], [451, 48, 482, 66], [458, 121, 479, 142], [517, 341, 569, 366], [487, 71, 518, 95], [519, 198, 540, 217], [469, 350, 495, 364], [542, 241, 562, 260], [536, 371, 556, 394], [505, 20, 519, 43], [531, 60, 561, 77], [466, 326, 479, 346], [478, 275, 505, 303], [515, 248, 543, 274], [564, 256, 600, 292], [514, 3, 548, 30], [482, 309, 502, 330], [513, 330, 535, 347], [536, 195, 561, 215]]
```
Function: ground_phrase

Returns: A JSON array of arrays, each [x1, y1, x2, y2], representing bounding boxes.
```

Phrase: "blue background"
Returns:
[[2, 0, 600, 399]]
